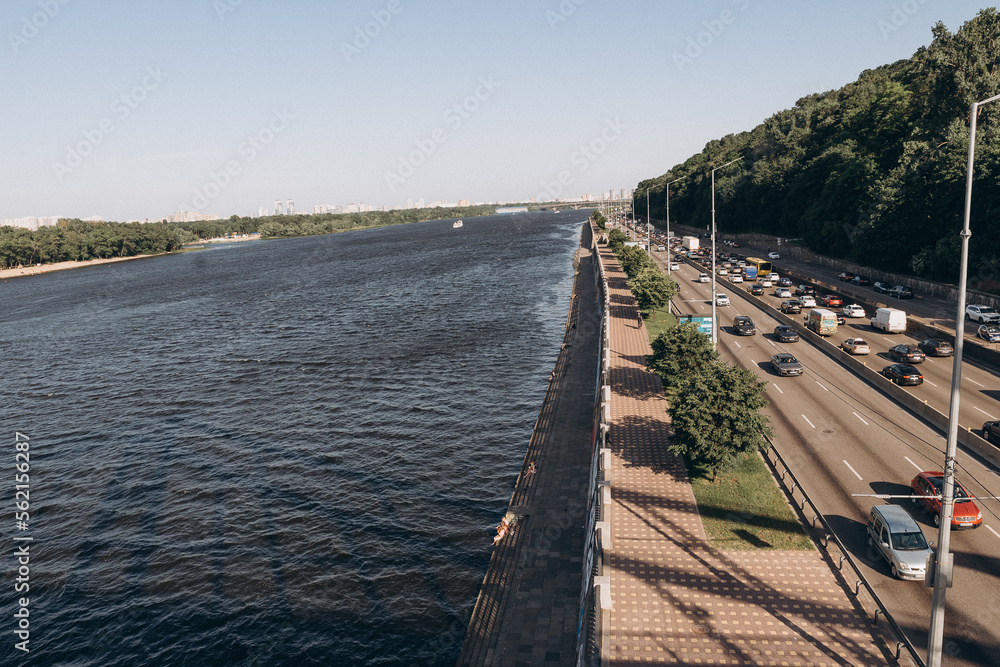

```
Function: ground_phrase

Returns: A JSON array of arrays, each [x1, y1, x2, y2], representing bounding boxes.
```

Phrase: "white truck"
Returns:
[[682, 236, 700, 251], [871, 307, 907, 333]]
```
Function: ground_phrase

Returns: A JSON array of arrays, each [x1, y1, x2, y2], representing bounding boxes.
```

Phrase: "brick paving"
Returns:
[[597, 242, 891, 666]]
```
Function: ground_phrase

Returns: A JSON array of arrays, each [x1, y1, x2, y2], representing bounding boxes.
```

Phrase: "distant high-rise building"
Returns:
[[287, 199, 294, 214], [275, 199, 283, 215], [258, 207, 268, 217]]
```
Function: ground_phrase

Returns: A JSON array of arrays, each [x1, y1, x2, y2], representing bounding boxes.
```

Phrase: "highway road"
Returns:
[[662, 253, 1000, 667]]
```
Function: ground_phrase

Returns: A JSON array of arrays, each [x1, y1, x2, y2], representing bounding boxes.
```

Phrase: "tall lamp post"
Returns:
[[710, 157, 744, 350], [665, 176, 685, 275], [645, 187, 652, 256], [926, 91, 1000, 667]]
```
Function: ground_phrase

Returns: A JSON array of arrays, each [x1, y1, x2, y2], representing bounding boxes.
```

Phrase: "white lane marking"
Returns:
[[968, 378, 985, 387], [985, 524, 1000, 540], [975, 406, 999, 420], [904, 456, 923, 472], [816, 381, 828, 392], [772, 384, 784, 394], [802, 414, 816, 429], [766, 338, 776, 348], [844, 460, 864, 481], [734, 342, 742, 349], [924, 379, 938, 387], [853, 411, 869, 426]]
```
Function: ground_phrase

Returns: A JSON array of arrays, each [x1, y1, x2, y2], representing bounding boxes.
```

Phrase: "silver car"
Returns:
[[867, 505, 932, 581]]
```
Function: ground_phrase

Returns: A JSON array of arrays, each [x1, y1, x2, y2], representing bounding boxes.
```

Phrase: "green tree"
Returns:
[[668, 362, 773, 480], [628, 266, 677, 312], [616, 245, 653, 279], [646, 322, 719, 395], [607, 228, 627, 250]]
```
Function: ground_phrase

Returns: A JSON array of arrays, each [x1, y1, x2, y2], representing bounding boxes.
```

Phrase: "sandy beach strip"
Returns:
[[0, 253, 164, 281]]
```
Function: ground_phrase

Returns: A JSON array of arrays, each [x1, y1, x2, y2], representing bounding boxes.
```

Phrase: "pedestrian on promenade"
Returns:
[[636, 310, 643, 327]]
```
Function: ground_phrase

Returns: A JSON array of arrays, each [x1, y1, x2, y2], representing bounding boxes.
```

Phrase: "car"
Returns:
[[873, 281, 892, 294], [835, 313, 846, 326], [733, 315, 756, 335], [888, 344, 925, 363], [774, 287, 792, 298], [851, 275, 872, 287], [983, 420, 1000, 443], [799, 295, 817, 308], [889, 285, 914, 299], [881, 363, 923, 386], [838, 272, 856, 282], [780, 299, 802, 314], [657, 245, 666, 252], [918, 338, 953, 357], [773, 325, 799, 342], [669, 263, 680, 271], [749, 284, 764, 296], [758, 278, 772, 287], [715, 293, 730, 306], [767, 251, 780, 260], [794, 284, 815, 296], [979, 324, 1000, 342], [673, 254, 684, 262], [778, 277, 793, 287], [820, 294, 844, 307], [729, 273, 743, 283], [767, 272, 779, 282], [841, 338, 870, 355], [966, 305, 1000, 323], [867, 505, 933, 581], [771, 353, 803, 376], [698, 273, 710, 283], [910, 471, 983, 529], [717, 267, 728, 275], [842, 304, 866, 318]]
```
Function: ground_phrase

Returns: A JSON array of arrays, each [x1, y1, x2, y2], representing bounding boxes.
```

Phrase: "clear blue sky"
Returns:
[[1, 1, 995, 221]]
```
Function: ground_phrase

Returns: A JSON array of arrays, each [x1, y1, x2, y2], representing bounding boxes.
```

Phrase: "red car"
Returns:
[[910, 471, 983, 529], [820, 294, 844, 307]]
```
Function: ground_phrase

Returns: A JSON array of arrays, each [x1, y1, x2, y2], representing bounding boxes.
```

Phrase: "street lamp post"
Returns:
[[710, 157, 744, 350], [665, 176, 684, 276], [926, 91, 1000, 667]]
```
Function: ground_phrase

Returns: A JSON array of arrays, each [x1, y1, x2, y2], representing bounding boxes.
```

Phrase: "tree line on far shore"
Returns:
[[0, 204, 501, 269]]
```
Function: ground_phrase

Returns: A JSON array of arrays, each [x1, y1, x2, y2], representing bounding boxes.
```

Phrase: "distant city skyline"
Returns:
[[2, 2, 995, 222]]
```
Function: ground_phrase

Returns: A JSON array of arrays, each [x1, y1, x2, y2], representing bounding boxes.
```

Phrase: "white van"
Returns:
[[871, 307, 907, 333]]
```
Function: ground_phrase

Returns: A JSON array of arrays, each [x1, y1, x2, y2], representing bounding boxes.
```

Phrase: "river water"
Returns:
[[0, 211, 587, 666]]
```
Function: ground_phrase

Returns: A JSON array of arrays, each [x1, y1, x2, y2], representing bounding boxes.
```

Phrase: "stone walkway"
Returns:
[[597, 242, 891, 666]]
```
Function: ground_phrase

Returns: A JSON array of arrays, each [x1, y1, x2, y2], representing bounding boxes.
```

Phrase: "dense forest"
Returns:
[[0, 204, 498, 269], [637, 9, 1000, 284]]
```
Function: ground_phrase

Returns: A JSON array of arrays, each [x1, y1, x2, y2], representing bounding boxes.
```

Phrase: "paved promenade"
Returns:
[[597, 241, 891, 666]]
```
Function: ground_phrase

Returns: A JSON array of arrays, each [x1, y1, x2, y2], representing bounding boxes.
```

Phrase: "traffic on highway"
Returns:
[[617, 219, 1000, 666]]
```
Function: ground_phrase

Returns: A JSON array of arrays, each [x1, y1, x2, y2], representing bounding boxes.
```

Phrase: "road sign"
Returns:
[[678, 315, 714, 337]]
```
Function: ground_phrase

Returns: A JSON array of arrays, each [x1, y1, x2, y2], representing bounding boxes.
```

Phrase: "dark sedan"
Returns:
[[882, 363, 924, 386], [771, 353, 803, 376], [873, 281, 892, 294], [889, 285, 914, 299], [838, 272, 856, 282], [774, 325, 799, 343], [888, 344, 925, 363], [749, 284, 764, 296], [778, 277, 793, 287], [851, 275, 872, 286], [918, 338, 954, 357]]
